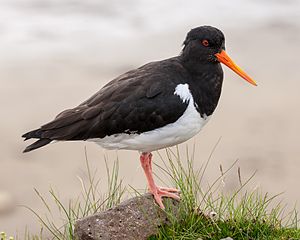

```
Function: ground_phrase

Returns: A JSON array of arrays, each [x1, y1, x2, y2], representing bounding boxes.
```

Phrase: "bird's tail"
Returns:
[[22, 129, 52, 153]]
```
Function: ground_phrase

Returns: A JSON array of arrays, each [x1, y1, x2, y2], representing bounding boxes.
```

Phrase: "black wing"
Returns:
[[22, 58, 190, 152]]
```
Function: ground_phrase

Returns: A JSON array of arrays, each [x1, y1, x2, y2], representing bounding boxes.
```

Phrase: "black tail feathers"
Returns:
[[23, 139, 52, 153], [22, 129, 52, 153], [22, 128, 43, 140]]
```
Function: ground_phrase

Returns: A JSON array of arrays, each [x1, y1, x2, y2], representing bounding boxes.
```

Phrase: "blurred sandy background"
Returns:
[[0, 0, 300, 236]]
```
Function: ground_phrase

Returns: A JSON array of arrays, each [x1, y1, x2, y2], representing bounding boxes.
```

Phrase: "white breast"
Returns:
[[91, 84, 210, 152]]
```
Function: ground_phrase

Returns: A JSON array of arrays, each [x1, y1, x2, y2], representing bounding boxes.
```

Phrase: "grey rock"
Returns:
[[220, 237, 234, 240], [74, 193, 180, 240]]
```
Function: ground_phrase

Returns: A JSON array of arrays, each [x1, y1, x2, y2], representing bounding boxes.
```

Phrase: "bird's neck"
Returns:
[[179, 54, 213, 74], [178, 56, 224, 117]]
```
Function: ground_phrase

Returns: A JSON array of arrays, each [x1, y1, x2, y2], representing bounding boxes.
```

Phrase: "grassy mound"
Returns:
[[2, 145, 299, 240]]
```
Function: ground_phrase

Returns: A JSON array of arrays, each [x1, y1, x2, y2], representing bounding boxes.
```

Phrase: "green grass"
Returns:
[[16, 148, 125, 240], [0, 232, 14, 240], [3, 145, 300, 239], [150, 146, 300, 239]]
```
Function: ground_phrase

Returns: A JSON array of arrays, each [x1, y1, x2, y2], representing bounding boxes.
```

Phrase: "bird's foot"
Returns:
[[149, 186, 180, 209]]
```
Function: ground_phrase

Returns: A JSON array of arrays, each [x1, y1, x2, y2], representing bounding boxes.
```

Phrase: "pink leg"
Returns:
[[140, 152, 180, 209], [146, 154, 180, 193]]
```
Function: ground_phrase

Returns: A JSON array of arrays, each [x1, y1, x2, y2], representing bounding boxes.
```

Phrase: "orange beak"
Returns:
[[215, 50, 257, 86]]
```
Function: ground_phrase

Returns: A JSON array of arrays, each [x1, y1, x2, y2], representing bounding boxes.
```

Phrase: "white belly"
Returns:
[[91, 84, 210, 152]]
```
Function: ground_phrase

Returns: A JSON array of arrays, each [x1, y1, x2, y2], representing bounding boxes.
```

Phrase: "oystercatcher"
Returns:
[[22, 26, 256, 209]]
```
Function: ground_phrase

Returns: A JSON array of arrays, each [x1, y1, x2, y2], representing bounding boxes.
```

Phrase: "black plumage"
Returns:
[[22, 26, 225, 152]]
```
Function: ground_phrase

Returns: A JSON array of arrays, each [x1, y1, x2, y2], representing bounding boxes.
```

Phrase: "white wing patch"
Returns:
[[174, 84, 191, 103]]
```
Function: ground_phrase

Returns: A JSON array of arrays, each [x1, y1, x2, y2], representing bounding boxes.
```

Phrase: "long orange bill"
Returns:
[[215, 50, 257, 86]]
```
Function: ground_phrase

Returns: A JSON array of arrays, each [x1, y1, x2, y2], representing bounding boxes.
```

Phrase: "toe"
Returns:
[[158, 187, 180, 193], [158, 189, 181, 200], [153, 194, 165, 209]]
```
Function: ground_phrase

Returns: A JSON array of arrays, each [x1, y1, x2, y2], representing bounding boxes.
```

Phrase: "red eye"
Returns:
[[202, 39, 209, 47]]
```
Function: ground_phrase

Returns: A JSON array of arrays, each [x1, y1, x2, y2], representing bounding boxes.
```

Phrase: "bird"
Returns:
[[22, 26, 257, 209]]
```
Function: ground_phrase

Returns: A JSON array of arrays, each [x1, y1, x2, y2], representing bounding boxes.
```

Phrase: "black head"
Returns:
[[181, 26, 257, 86], [181, 26, 225, 63]]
